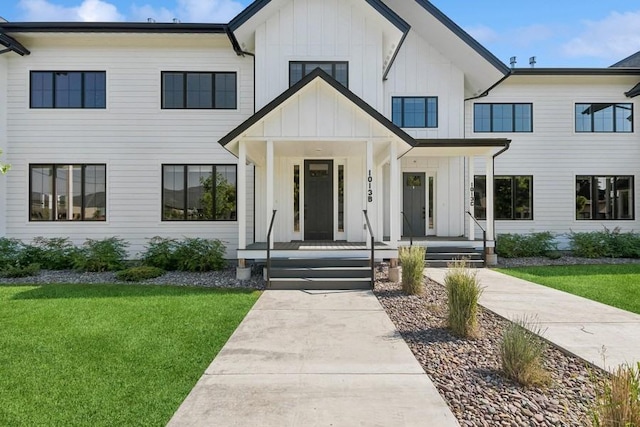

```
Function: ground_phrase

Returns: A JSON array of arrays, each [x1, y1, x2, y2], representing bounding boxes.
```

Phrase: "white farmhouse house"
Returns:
[[1, 0, 638, 280]]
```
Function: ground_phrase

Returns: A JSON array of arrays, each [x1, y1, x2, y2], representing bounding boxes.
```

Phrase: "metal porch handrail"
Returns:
[[466, 211, 487, 267], [363, 210, 375, 289], [266, 209, 277, 287], [400, 211, 414, 246]]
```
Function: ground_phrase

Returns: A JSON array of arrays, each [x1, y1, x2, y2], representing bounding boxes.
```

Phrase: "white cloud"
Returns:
[[132, 0, 244, 23], [18, 0, 124, 21], [465, 24, 499, 44], [562, 10, 640, 60]]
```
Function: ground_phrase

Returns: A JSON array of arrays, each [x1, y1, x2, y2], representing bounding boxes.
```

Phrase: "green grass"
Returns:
[[0, 284, 260, 426], [496, 264, 640, 315]]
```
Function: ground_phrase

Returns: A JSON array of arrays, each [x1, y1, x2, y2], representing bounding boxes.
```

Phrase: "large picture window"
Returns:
[[575, 103, 633, 133], [289, 62, 348, 87], [30, 164, 106, 221], [162, 72, 237, 109], [576, 176, 634, 220], [392, 97, 438, 128], [162, 165, 237, 221], [474, 103, 532, 132], [474, 175, 533, 220], [30, 71, 106, 108]]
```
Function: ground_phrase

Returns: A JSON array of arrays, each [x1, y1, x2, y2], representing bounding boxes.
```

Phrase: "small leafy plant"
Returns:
[[399, 245, 426, 295], [0, 237, 24, 269], [116, 266, 165, 282], [172, 238, 226, 272], [0, 263, 40, 278], [496, 232, 556, 258], [592, 362, 640, 427], [20, 237, 77, 270], [141, 237, 179, 270], [570, 227, 640, 259], [500, 316, 550, 387], [73, 237, 129, 272], [445, 259, 483, 338]]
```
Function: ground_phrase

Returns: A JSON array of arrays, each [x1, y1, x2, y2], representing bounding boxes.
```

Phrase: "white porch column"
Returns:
[[485, 155, 494, 242], [266, 139, 274, 249], [468, 156, 475, 241], [365, 140, 374, 248], [237, 140, 247, 250], [389, 142, 400, 247]]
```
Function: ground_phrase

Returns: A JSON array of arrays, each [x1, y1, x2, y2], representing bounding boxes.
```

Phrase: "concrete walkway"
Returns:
[[427, 268, 640, 371], [168, 290, 459, 427]]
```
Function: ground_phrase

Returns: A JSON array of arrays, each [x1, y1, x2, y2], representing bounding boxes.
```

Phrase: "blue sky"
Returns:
[[2, 0, 640, 68]]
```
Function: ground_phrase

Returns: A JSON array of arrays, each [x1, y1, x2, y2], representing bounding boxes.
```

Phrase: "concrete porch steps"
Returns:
[[425, 246, 484, 268], [267, 258, 373, 290]]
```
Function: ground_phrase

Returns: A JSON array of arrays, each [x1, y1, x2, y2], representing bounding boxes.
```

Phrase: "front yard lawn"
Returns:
[[0, 284, 260, 426], [496, 264, 640, 315]]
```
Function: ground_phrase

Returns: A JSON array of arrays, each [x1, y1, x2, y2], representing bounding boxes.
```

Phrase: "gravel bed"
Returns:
[[0, 267, 265, 289], [374, 264, 607, 427], [498, 255, 640, 268]]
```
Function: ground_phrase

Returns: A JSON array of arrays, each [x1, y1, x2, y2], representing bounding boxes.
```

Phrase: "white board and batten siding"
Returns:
[[0, 57, 8, 236], [3, 34, 255, 257], [465, 76, 640, 239]]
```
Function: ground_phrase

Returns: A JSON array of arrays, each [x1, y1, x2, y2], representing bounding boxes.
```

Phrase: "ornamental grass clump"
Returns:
[[592, 362, 640, 427], [445, 259, 482, 338], [500, 316, 551, 387], [399, 245, 426, 295]]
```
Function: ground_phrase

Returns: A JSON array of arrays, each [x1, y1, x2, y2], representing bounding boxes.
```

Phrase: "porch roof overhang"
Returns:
[[218, 67, 417, 159], [403, 138, 511, 157], [626, 82, 640, 98]]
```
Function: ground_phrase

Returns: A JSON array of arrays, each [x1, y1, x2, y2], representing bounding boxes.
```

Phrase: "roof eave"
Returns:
[[0, 32, 30, 55], [0, 22, 227, 34]]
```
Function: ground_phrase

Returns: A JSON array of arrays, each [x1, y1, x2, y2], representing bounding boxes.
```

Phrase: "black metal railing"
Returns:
[[400, 211, 414, 246], [466, 211, 487, 267], [363, 210, 375, 289], [266, 209, 277, 288]]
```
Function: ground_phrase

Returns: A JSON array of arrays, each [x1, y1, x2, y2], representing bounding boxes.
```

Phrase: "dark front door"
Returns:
[[305, 160, 333, 240], [403, 172, 426, 237]]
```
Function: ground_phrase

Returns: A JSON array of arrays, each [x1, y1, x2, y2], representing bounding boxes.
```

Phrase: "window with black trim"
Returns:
[[575, 103, 633, 133], [474, 103, 532, 132], [30, 164, 106, 221], [474, 175, 533, 220], [163, 165, 237, 221], [30, 71, 106, 108], [576, 176, 634, 220], [289, 62, 348, 87], [392, 97, 438, 128], [162, 72, 237, 109]]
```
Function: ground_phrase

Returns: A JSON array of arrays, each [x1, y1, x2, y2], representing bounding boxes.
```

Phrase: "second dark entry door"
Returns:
[[403, 172, 426, 237], [304, 160, 333, 240]]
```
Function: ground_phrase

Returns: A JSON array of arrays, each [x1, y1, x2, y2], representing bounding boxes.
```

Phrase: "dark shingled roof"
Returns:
[[611, 51, 640, 68]]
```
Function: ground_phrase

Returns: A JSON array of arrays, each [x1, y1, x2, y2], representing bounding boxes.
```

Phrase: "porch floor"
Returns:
[[246, 241, 391, 250]]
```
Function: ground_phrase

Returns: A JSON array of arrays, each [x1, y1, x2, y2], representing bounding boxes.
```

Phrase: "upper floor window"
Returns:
[[576, 175, 634, 220], [163, 164, 237, 221], [30, 164, 106, 221], [392, 97, 437, 128], [575, 103, 633, 133], [474, 175, 533, 220], [474, 103, 532, 132], [289, 62, 348, 87], [30, 71, 106, 108], [162, 72, 237, 109]]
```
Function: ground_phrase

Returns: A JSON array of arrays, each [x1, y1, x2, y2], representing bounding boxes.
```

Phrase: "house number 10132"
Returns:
[[367, 170, 373, 202]]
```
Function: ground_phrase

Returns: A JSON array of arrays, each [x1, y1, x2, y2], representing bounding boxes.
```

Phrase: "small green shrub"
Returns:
[[0, 263, 40, 278], [141, 237, 179, 270], [500, 316, 550, 387], [399, 246, 426, 295], [445, 260, 483, 338], [0, 237, 24, 269], [116, 266, 165, 282], [496, 232, 556, 258], [570, 228, 640, 258], [545, 250, 563, 260], [173, 238, 226, 272], [20, 237, 78, 270], [73, 237, 129, 272], [592, 362, 640, 427]]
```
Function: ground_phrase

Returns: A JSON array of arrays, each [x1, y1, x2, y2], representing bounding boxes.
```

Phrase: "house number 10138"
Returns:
[[367, 170, 373, 202]]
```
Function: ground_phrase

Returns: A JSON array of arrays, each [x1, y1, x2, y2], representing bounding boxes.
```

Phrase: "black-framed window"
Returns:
[[392, 97, 438, 128], [162, 165, 237, 221], [289, 62, 348, 87], [29, 164, 106, 221], [576, 176, 634, 220], [575, 103, 633, 133], [474, 103, 532, 132], [30, 71, 106, 108], [161, 72, 237, 109], [474, 175, 533, 220]]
